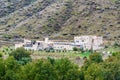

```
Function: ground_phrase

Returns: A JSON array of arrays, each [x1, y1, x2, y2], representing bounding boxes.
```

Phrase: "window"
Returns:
[[76, 40, 79, 43], [82, 40, 84, 42]]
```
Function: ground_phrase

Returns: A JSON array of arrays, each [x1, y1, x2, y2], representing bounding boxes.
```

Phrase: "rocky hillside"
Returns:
[[0, 0, 120, 42]]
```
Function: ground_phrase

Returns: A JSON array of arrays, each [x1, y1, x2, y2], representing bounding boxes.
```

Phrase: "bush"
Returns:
[[0, 53, 2, 57], [2, 34, 13, 39], [114, 42, 120, 48], [10, 47, 32, 65], [73, 47, 78, 51], [89, 53, 103, 63], [112, 52, 120, 56]]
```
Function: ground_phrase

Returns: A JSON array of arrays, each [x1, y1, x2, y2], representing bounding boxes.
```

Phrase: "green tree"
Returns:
[[89, 53, 103, 63], [18, 63, 35, 80], [84, 63, 104, 80], [73, 47, 78, 51], [101, 62, 120, 80], [19, 58, 81, 80], [4, 57, 20, 80], [55, 58, 80, 80], [10, 47, 32, 65], [0, 52, 3, 58], [0, 57, 21, 80], [82, 52, 103, 71], [19, 59, 57, 80], [82, 52, 120, 80], [102, 52, 120, 80], [112, 52, 120, 56], [0, 59, 5, 80]]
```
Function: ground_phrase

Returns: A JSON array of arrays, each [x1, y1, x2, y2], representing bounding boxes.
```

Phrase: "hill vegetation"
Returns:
[[0, 0, 120, 42]]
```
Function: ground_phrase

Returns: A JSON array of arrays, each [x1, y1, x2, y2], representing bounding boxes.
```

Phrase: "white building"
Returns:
[[74, 36, 103, 50], [15, 38, 53, 50], [53, 42, 74, 50], [15, 43, 24, 49], [15, 36, 103, 51]]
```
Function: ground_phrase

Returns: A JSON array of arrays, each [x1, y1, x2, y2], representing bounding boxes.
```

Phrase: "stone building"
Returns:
[[15, 36, 103, 51], [74, 36, 103, 50]]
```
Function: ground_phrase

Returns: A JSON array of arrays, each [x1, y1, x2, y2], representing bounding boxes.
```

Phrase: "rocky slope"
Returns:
[[0, 0, 120, 42]]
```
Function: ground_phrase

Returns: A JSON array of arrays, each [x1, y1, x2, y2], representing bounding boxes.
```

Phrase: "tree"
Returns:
[[82, 53, 103, 70], [81, 52, 103, 80], [4, 57, 20, 80], [10, 47, 32, 65], [89, 53, 103, 63], [101, 61, 120, 80], [84, 63, 104, 80], [0, 57, 21, 80], [73, 47, 78, 51], [0, 59, 5, 80], [102, 52, 120, 80], [114, 42, 120, 48], [1, 51, 120, 80], [19, 58, 81, 80], [0, 52, 3, 58], [82, 52, 120, 80], [55, 58, 80, 80], [19, 59, 57, 80], [112, 52, 120, 56]]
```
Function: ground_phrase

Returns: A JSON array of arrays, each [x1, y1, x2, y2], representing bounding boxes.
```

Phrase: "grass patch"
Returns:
[[79, 51, 91, 58], [105, 47, 120, 52], [33, 50, 91, 59]]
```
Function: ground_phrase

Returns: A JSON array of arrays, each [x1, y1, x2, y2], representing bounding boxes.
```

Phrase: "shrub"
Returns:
[[10, 47, 32, 65], [0, 53, 2, 57]]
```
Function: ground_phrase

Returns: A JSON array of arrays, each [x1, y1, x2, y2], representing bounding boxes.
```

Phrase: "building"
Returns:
[[15, 43, 24, 49], [53, 42, 74, 50], [15, 36, 103, 51], [74, 36, 103, 50]]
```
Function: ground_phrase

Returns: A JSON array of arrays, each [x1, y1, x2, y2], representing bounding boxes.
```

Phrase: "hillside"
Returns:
[[0, 0, 120, 42]]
